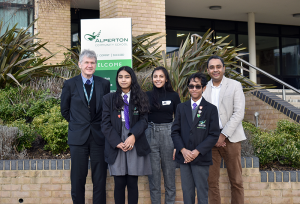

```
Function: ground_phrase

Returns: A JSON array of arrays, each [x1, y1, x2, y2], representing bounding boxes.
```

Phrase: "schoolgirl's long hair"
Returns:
[[113, 66, 149, 114], [150, 66, 175, 109]]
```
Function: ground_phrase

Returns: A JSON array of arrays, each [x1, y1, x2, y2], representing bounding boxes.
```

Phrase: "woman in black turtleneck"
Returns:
[[145, 66, 181, 204]]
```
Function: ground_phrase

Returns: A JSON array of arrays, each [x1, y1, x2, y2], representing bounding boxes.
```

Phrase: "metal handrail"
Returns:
[[191, 33, 300, 97]]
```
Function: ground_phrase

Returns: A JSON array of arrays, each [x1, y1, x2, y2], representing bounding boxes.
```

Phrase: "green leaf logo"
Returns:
[[199, 120, 206, 125], [84, 31, 101, 41]]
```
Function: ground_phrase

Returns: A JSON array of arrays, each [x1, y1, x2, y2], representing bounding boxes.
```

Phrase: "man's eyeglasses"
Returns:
[[187, 85, 202, 89]]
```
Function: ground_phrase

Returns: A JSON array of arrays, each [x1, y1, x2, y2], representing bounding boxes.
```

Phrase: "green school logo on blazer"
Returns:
[[197, 120, 206, 129], [133, 107, 139, 115]]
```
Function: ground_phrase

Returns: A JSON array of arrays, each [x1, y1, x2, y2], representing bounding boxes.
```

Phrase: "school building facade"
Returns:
[[1, 0, 300, 87]]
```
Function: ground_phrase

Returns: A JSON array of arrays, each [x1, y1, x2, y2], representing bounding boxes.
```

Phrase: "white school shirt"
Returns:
[[191, 97, 202, 109]]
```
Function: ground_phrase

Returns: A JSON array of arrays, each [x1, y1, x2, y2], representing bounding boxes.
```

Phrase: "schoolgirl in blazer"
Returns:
[[101, 66, 151, 204], [101, 92, 151, 164]]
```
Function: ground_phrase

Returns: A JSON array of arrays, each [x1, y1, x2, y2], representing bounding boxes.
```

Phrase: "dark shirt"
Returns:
[[84, 84, 96, 121], [147, 88, 181, 123]]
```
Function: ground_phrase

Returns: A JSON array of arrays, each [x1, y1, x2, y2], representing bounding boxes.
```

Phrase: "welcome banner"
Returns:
[[81, 18, 132, 91]]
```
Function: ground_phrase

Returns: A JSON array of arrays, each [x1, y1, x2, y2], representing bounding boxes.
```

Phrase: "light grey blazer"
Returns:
[[203, 76, 246, 143]]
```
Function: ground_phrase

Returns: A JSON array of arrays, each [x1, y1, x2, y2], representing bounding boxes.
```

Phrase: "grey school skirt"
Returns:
[[108, 122, 152, 176]]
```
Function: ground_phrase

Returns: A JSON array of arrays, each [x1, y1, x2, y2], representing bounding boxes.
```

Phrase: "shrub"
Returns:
[[162, 30, 251, 102], [7, 120, 36, 151], [1, 86, 61, 152], [32, 105, 68, 154], [132, 33, 163, 71], [275, 119, 300, 140], [137, 73, 153, 92], [0, 86, 36, 122], [0, 86, 60, 123], [244, 120, 300, 168], [26, 95, 60, 121], [0, 19, 70, 88], [0, 125, 20, 159]]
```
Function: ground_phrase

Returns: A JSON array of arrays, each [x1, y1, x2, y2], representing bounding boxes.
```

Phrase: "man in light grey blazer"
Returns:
[[203, 55, 246, 204]]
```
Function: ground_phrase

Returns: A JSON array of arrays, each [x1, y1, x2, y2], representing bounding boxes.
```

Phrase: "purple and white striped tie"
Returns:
[[123, 95, 130, 129], [192, 103, 197, 110]]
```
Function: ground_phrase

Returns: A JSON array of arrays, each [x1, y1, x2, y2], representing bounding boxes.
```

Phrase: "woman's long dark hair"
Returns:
[[150, 66, 174, 109], [113, 66, 149, 114]]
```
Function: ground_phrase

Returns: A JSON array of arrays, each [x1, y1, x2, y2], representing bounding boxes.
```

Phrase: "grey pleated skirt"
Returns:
[[108, 122, 152, 176]]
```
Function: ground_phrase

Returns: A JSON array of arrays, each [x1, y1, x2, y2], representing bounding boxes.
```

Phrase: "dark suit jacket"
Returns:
[[101, 92, 151, 165], [171, 97, 220, 166], [60, 74, 110, 146]]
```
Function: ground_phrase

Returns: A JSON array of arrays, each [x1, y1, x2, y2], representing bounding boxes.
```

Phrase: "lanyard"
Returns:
[[83, 80, 94, 108]]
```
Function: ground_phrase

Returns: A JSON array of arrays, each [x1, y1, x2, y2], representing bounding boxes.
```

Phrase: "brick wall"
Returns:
[[0, 158, 299, 204], [100, 0, 166, 52], [244, 92, 295, 130], [34, 0, 71, 64]]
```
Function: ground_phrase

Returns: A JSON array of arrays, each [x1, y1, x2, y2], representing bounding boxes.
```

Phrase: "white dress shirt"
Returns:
[[210, 79, 229, 137], [191, 97, 202, 109], [211, 79, 223, 129], [121, 91, 131, 122]]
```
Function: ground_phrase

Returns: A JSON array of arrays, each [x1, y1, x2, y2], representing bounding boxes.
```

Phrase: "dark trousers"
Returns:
[[114, 175, 138, 204], [180, 164, 209, 204], [208, 139, 244, 204], [69, 135, 107, 204]]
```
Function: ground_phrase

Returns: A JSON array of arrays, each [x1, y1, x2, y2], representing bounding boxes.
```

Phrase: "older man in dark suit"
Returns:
[[61, 49, 110, 204], [171, 72, 219, 204]]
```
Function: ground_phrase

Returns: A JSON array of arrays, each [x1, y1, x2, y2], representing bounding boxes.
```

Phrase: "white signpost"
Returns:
[[81, 18, 132, 91]]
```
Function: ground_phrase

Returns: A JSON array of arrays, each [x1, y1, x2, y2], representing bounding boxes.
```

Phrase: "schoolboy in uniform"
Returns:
[[171, 72, 219, 204]]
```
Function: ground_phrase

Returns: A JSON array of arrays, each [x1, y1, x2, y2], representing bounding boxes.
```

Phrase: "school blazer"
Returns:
[[203, 76, 246, 143], [101, 93, 151, 165], [171, 98, 220, 166]]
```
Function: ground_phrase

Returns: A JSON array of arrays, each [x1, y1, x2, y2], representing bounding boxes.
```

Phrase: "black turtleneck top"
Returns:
[[146, 88, 181, 123]]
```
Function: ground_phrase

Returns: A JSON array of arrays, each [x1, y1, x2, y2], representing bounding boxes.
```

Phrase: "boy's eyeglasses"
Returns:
[[187, 85, 202, 89]]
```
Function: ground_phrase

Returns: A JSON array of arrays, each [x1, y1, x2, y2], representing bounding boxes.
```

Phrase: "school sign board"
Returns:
[[81, 18, 132, 91]]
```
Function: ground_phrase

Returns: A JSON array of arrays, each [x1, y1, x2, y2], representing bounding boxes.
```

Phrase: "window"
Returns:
[[282, 38, 300, 76], [0, 0, 34, 35], [71, 8, 99, 47], [166, 15, 300, 88], [166, 30, 205, 53]]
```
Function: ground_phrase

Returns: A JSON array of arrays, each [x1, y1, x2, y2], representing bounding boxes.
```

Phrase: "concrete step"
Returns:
[[276, 95, 300, 101], [287, 99, 300, 102], [266, 89, 300, 109], [288, 103, 300, 108], [267, 89, 300, 95]]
